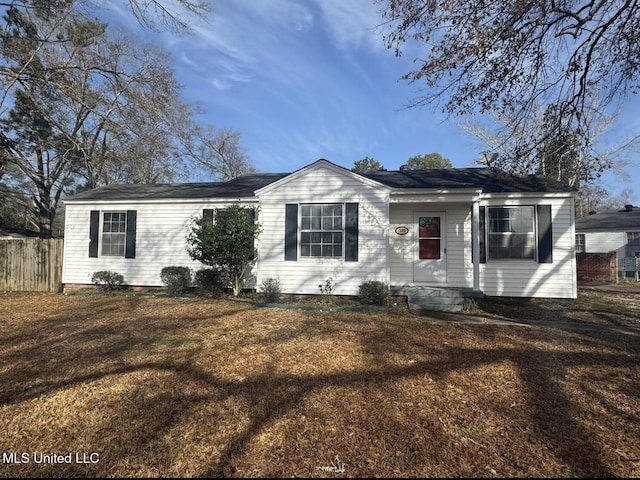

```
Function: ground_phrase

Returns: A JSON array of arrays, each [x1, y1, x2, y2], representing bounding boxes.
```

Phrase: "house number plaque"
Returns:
[[395, 226, 409, 235]]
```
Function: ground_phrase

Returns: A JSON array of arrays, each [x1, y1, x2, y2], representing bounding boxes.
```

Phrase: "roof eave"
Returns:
[[255, 159, 391, 195], [63, 196, 259, 205]]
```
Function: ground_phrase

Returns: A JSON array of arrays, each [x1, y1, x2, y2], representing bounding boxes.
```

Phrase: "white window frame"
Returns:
[[101, 211, 127, 257], [487, 206, 536, 260], [299, 204, 344, 258], [575, 233, 586, 253]]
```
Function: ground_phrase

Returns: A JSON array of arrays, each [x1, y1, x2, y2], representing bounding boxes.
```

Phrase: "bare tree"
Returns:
[[458, 101, 637, 187], [0, 0, 211, 112], [179, 125, 257, 181], [575, 186, 635, 217], [379, 0, 640, 181], [92, 0, 211, 33], [0, 4, 211, 236]]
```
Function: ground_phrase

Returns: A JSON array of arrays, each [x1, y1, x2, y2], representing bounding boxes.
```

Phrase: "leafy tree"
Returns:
[[1, 86, 81, 238], [0, 184, 32, 231], [352, 156, 386, 173], [405, 153, 452, 170], [379, 0, 640, 182], [186, 204, 260, 296]]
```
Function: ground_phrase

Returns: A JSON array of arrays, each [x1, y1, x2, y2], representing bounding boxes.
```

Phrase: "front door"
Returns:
[[413, 212, 447, 283]]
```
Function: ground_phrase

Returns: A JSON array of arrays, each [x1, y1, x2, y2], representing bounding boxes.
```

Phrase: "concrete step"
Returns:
[[392, 286, 483, 313], [411, 303, 464, 313], [392, 286, 483, 298]]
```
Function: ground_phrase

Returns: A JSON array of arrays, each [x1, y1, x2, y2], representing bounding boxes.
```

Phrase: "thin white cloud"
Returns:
[[313, 0, 386, 52], [175, 0, 319, 91]]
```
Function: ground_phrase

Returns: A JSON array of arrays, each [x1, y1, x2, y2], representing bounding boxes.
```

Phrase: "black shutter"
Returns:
[[478, 206, 486, 264], [285, 204, 298, 261], [537, 204, 553, 263], [203, 209, 214, 223], [89, 210, 99, 258], [125, 210, 137, 259], [345, 203, 358, 262]]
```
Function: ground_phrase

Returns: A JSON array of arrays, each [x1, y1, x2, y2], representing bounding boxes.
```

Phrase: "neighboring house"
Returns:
[[62, 159, 578, 307], [575, 205, 640, 279]]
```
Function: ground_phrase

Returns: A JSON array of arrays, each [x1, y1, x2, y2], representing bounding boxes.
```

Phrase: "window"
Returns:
[[89, 210, 136, 259], [575, 234, 586, 253], [418, 216, 441, 259], [300, 204, 343, 257], [101, 212, 127, 256], [285, 203, 358, 262], [487, 206, 535, 259], [627, 232, 640, 246]]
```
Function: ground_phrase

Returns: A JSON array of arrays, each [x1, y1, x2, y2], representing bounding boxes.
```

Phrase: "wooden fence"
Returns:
[[0, 239, 63, 292]]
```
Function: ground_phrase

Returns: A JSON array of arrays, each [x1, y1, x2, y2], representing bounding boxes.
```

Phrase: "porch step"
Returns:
[[391, 286, 483, 313]]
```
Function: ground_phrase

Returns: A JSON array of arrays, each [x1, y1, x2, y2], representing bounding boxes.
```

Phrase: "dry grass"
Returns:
[[0, 286, 638, 478]]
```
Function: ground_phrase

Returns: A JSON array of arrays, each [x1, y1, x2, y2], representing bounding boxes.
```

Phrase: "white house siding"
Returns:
[[389, 203, 473, 288], [479, 197, 576, 298], [62, 200, 256, 288], [583, 231, 626, 253], [255, 165, 389, 296], [582, 231, 634, 274]]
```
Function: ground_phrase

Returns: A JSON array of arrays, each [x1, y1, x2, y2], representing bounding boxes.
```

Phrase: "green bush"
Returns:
[[91, 270, 125, 293], [194, 268, 227, 296], [358, 280, 389, 305], [160, 266, 193, 296], [260, 277, 281, 303], [462, 297, 479, 312]]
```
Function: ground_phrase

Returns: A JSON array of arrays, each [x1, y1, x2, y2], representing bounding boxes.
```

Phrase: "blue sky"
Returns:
[[102, 0, 638, 201]]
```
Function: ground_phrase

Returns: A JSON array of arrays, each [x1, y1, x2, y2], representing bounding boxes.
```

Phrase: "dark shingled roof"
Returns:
[[361, 168, 575, 193], [65, 166, 575, 202], [65, 173, 289, 201], [575, 207, 640, 232]]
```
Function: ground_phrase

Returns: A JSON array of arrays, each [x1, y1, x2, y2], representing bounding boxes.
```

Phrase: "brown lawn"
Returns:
[[0, 285, 638, 478]]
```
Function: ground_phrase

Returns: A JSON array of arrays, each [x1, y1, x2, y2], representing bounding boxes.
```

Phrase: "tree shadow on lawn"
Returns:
[[0, 298, 638, 477], [474, 289, 640, 329], [201, 319, 636, 477]]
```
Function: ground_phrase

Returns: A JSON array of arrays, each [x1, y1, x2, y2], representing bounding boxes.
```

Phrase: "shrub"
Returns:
[[358, 280, 389, 305], [160, 266, 193, 296], [319, 277, 335, 296], [462, 297, 479, 312], [186, 204, 260, 296], [260, 277, 281, 303], [91, 270, 125, 293], [194, 268, 227, 296]]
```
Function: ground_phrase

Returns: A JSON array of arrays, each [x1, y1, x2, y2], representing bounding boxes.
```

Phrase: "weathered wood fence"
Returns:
[[0, 239, 63, 292]]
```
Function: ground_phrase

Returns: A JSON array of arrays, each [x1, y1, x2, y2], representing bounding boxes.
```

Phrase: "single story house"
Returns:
[[575, 205, 640, 279], [62, 159, 578, 308]]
